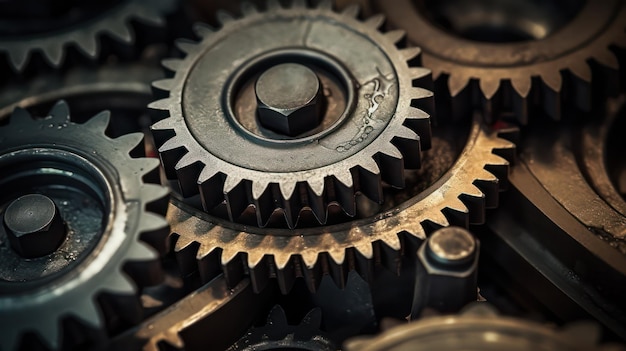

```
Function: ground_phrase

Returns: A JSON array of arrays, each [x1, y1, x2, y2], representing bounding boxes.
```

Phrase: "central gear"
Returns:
[[0, 101, 169, 350], [150, 0, 434, 228]]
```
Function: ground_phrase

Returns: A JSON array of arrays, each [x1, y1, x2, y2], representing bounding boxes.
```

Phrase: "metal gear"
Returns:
[[0, 101, 170, 350], [226, 305, 338, 351], [376, 0, 626, 123], [167, 114, 514, 294], [0, 0, 176, 73], [150, 0, 434, 228], [344, 303, 625, 351]]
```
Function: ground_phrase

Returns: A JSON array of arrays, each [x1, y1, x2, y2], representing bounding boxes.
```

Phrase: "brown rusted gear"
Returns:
[[166, 114, 515, 294], [375, 0, 626, 124]]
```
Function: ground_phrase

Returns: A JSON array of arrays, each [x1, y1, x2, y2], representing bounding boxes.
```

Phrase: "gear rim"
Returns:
[[0, 101, 169, 350], [376, 0, 626, 123], [150, 0, 434, 228]]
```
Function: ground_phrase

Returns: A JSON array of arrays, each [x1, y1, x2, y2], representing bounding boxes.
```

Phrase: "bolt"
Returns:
[[3, 194, 67, 258], [255, 63, 323, 137], [411, 227, 479, 319]]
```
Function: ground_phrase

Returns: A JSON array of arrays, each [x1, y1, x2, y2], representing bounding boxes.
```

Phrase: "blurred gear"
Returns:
[[150, 0, 434, 228], [376, 0, 626, 123], [0, 0, 176, 73], [168, 114, 514, 294], [345, 303, 624, 351], [0, 101, 169, 350], [226, 305, 337, 351]]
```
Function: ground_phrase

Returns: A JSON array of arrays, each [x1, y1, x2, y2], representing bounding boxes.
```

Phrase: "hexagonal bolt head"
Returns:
[[3, 194, 67, 258], [410, 227, 479, 318], [255, 63, 323, 137]]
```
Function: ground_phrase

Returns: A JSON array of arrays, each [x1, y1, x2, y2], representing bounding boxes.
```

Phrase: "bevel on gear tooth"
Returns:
[[385, 30, 406, 45], [365, 14, 385, 29], [193, 23, 215, 39], [48, 100, 70, 121], [83, 110, 112, 131], [175, 39, 198, 55], [161, 59, 184, 73], [511, 76, 532, 99]]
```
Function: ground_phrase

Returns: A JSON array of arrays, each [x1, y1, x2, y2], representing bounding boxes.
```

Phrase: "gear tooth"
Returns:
[[317, 0, 333, 10], [162, 58, 184, 72], [274, 253, 292, 270], [37, 321, 60, 350], [175, 38, 198, 55], [267, 306, 289, 327], [223, 174, 243, 194], [308, 178, 325, 197], [115, 132, 144, 152], [361, 157, 381, 175], [43, 44, 65, 67], [220, 246, 240, 266], [73, 297, 104, 329], [300, 308, 323, 329], [148, 98, 172, 111], [464, 184, 486, 199], [174, 232, 195, 252], [151, 117, 176, 131], [135, 8, 165, 26], [430, 211, 450, 227], [383, 233, 402, 251], [404, 106, 431, 150], [448, 74, 471, 97], [541, 71, 563, 92], [335, 170, 354, 188], [193, 23, 216, 39], [410, 67, 430, 80], [291, 0, 307, 8], [511, 76, 532, 98], [139, 211, 169, 236], [126, 240, 159, 262], [240, 1, 259, 16], [48, 100, 71, 122], [400, 47, 422, 63], [479, 77, 501, 99], [107, 22, 134, 43], [174, 152, 197, 170], [279, 181, 297, 201], [152, 78, 175, 92], [448, 198, 469, 214], [355, 243, 374, 259], [342, 4, 360, 18], [385, 29, 406, 45], [83, 110, 111, 132], [252, 180, 269, 200], [75, 33, 99, 58], [158, 136, 181, 152], [246, 251, 266, 269], [224, 177, 248, 221], [267, 0, 282, 10], [328, 250, 346, 265], [8, 47, 30, 72], [364, 14, 385, 29], [301, 252, 318, 269], [140, 184, 170, 206], [594, 48, 620, 70], [570, 61, 592, 83], [216, 10, 236, 25]]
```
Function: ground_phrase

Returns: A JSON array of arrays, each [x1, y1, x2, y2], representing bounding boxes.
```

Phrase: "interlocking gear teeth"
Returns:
[[0, 0, 176, 73], [377, 0, 626, 124], [0, 101, 170, 351], [151, 0, 434, 228], [166, 114, 515, 294]]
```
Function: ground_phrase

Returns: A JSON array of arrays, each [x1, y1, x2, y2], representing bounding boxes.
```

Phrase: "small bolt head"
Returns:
[[3, 194, 67, 258], [255, 63, 323, 137], [426, 226, 477, 267]]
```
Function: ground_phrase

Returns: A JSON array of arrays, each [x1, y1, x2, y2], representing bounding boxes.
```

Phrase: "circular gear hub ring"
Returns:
[[150, 0, 434, 229], [0, 101, 170, 350], [376, 0, 626, 123]]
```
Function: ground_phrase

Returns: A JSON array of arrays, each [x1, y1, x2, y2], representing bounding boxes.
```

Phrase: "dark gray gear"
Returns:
[[0, 101, 170, 350], [226, 305, 338, 351], [0, 0, 176, 73], [150, 0, 434, 228], [376, 0, 626, 123]]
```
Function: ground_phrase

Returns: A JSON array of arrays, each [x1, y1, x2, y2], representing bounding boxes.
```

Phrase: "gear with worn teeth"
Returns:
[[167, 114, 514, 294], [150, 0, 434, 229], [0, 101, 170, 350], [226, 305, 338, 351], [376, 0, 626, 124], [0, 0, 176, 73]]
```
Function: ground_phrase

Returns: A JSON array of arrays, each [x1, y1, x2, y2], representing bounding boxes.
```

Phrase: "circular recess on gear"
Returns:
[[416, 0, 584, 43], [152, 2, 433, 228], [0, 149, 111, 288], [227, 48, 355, 145]]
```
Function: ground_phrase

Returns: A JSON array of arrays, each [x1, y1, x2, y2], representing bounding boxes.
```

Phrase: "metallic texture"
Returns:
[[150, 0, 434, 228], [3, 194, 67, 258], [346, 303, 623, 351], [411, 226, 479, 318], [0, 0, 176, 73], [167, 114, 514, 294], [376, 0, 626, 123], [226, 305, 338, 351], [0, 101, 170, 350]]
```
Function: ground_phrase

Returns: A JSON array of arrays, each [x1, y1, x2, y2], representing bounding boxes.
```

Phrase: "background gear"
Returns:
[[150, 0, 434, 228], [375, 0, 626, 123], [0, 0, 176, 74], [0, 101, 169, 350]]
